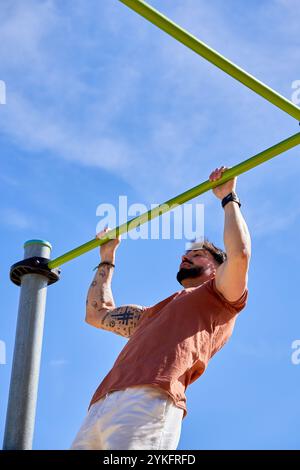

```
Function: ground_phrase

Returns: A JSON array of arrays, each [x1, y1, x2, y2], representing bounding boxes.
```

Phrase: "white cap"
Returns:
[[185, 239, 205, 251]]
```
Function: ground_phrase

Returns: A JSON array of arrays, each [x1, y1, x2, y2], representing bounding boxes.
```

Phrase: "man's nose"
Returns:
[[182, 254, 191, 262]]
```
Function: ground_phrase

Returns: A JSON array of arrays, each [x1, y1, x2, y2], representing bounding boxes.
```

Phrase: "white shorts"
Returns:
[[70, 385, 184, 450]]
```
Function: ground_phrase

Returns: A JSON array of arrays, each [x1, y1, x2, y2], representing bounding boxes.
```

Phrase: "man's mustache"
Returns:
[[180, 260, 193, 267]]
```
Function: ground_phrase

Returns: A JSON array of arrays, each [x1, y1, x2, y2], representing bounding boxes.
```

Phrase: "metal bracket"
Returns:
[[10, 257, 61, 286]]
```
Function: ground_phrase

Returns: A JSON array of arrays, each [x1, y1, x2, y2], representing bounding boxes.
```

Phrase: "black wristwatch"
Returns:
[[221, 192, 241, 209]]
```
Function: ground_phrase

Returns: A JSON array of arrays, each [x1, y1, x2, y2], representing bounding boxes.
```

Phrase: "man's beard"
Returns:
[[176, 265, 206, 285]]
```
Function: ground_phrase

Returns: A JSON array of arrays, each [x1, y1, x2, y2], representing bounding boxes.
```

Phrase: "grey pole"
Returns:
[[3, 240, 59, 450]]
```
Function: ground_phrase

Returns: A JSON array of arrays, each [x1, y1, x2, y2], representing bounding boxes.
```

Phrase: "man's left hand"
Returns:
[[209, 166, 237, 200]]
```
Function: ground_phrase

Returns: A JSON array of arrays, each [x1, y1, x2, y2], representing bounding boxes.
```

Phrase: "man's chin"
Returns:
[[176, 267, 205, 284]]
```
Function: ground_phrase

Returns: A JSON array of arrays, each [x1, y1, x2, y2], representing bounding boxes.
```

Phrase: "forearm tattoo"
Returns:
[[86, 263, 147, 337], [87, 264, 115, 310]]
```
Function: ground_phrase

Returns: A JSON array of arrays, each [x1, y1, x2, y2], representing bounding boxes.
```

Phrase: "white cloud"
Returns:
[[245, 199, 300, 238], [1, 91, 134, 172], [49, 359, 70, 367], [0, 0, 299, 203], [0, 207, 33, 230], [273, 0, 300, 36], [0, 1, 56, 67], [234, 339, 287, 361], [0, 174, 18, 186]]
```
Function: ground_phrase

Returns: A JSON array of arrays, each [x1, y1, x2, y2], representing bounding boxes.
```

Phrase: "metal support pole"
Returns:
[[3, 240, 56, 450]]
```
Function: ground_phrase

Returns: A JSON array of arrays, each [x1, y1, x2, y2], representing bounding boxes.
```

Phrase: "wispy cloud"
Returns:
[[245, 201, 300, 238], [234, 339, 287, 362], [0, 173, 19, 187], [49, 359, 70, 367], [0, 0, 141, 174], [0, 0, 299, 203], [0, 207, 33, 230]]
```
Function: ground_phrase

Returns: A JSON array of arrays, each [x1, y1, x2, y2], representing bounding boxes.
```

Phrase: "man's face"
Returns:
[[176, 249, 217, 285]]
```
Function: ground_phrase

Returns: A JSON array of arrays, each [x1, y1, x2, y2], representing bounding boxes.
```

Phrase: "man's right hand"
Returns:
[[96, 226, 121, 263]]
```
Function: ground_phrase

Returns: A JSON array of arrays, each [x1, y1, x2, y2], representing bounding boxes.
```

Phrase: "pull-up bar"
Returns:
[[118, 0, 300, 122], [47, 132, 300, 270]]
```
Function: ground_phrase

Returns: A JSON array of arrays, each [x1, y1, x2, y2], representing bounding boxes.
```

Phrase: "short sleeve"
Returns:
[[208, 277, 248, 315]]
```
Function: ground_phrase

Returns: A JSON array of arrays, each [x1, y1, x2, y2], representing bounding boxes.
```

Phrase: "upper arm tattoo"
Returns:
[[100, 305, 147, 338]]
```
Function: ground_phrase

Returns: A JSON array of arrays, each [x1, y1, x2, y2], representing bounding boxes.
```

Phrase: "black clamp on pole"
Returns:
[[10, 257, 61, 286]]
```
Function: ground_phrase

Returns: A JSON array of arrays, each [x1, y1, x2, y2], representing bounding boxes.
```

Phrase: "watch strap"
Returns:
[[221, 192, 241, 209]]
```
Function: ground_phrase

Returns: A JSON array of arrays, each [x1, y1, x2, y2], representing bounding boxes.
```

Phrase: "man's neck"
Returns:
[[181, 273, 214, 289]]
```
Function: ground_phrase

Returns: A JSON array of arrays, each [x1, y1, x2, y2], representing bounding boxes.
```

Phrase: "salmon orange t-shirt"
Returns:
[[89, 277, 248, 419]]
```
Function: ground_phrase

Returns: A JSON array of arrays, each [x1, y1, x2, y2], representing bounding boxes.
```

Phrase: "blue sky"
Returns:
[[1, 0, 300, 450]]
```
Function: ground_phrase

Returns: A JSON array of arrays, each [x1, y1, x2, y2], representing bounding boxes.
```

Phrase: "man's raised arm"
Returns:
[[86, 227, 147, 338], [211, 166, 251, 303]]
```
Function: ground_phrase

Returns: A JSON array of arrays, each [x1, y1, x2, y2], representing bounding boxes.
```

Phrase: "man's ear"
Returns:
[[213, 263, 221, 274]]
